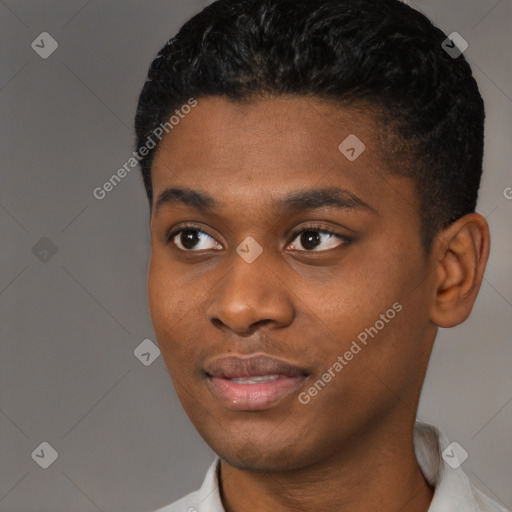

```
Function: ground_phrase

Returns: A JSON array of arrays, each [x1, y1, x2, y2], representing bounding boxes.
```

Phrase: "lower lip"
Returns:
[[207, 375, 306, 410]]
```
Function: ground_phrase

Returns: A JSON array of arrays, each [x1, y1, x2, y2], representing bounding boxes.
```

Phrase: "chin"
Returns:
[[209, 430, 317, 473], [221, 450, 301, 473]]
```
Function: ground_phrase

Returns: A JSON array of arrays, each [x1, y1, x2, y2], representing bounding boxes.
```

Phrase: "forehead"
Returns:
[[152, 95, 379, 174], [150, 96, 415, 217]]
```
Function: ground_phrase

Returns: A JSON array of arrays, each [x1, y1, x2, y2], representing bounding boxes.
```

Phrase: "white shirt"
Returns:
[[155, 420, 510, 512]]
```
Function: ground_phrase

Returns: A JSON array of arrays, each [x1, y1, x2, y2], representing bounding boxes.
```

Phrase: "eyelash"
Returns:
[[166, 223, 351, 252]]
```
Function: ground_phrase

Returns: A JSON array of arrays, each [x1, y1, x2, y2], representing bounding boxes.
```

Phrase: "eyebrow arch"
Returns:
[[154, 186, 376, 215], [277, 187, 376, 214]]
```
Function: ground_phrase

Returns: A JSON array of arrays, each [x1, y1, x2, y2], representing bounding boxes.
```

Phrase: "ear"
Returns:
[[429, 213, 490, 328]]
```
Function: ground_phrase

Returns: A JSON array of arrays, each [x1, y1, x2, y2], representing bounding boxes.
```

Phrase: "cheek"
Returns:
[[147, 254, 197, 370], [148, 260, 173, 336], [298, 257, 406, 348], [302, 243, 427, 375], [147, 248, 194, 328]]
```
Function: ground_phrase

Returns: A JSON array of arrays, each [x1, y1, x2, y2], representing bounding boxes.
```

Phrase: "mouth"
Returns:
[[203, 354, 309, 410]]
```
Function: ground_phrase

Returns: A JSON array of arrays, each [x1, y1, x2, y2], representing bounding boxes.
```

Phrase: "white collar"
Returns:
[[158, 420, 509, 511]]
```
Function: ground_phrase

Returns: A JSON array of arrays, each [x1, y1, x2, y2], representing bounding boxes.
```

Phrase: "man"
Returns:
[[134, 0, 510, 510]]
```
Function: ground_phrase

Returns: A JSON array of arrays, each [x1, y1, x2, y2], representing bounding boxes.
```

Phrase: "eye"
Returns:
[[287, 225, 349, 252], [167, 225, 222, 251], [166, 224, 350, 253]]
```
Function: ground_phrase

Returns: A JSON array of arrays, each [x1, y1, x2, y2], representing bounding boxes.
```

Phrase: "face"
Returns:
[[148, 96, 438, 472]]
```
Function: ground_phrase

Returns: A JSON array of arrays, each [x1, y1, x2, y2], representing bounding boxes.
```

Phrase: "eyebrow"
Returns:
[[154, 186, 376, 215]]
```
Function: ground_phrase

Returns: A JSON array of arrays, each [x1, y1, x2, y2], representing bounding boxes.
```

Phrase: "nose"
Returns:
[[206, 249, 295, 335]]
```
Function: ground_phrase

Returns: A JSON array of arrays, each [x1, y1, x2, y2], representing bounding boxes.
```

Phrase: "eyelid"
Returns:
[[288, 224, 350, 243], [166, 223, 221, 248], [287, 224, 351, 252]]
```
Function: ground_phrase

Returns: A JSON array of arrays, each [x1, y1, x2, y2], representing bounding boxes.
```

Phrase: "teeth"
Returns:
[[230, 375, 280, 384]]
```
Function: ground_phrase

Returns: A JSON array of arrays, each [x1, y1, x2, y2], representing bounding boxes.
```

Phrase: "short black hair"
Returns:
[[135, 0, 485, 250]]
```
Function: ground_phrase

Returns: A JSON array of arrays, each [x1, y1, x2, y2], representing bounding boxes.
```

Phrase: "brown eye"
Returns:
[[176, 229, 201, 250], [168, 226, 222, 251], [288, 227, 349, 252]]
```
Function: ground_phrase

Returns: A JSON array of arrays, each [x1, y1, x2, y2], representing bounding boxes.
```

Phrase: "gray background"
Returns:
[[0, 0, 510, 511]]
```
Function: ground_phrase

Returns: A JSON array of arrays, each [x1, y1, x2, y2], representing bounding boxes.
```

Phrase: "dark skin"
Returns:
[[147, 96, 490, 512]]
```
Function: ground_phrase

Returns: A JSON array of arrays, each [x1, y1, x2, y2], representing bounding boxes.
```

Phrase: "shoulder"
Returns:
[[413, 421, 510, 512], [152, 489, 201, 512], [151, 457, 222, 512], [472, 486, 511, 512]]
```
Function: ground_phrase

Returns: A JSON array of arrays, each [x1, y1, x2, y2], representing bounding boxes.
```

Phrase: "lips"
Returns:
[[204, 354, 308, 379], [203, 354, 309, 410]]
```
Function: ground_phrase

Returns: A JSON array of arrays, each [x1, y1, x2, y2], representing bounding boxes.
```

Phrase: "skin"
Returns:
[[147, 96, 490, 512]]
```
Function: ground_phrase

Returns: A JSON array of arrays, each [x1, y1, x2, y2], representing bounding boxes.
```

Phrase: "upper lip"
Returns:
[[204, 354, 309, 379]]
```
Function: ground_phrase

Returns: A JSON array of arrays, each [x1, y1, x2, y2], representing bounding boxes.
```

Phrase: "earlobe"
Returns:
[[429, 213, 490, 328]]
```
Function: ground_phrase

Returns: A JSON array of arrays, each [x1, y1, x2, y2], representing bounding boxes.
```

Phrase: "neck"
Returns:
[[219, 420, 434, 512]]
